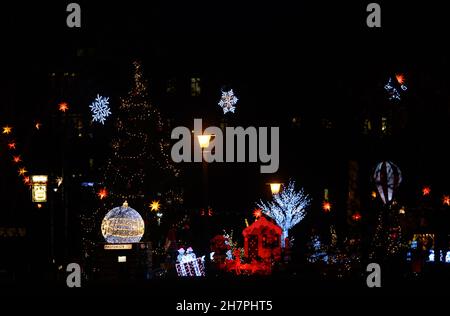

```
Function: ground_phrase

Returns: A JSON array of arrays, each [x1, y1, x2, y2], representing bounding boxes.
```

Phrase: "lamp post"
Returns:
[[268, 182, 282, 195], [198, 134, 212, 211]]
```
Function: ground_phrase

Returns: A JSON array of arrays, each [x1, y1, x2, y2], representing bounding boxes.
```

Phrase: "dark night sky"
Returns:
[[1, 1, 449, 232]]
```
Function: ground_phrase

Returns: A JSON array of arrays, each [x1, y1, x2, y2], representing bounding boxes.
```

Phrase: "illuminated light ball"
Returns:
[[101, 201, 145, 243]]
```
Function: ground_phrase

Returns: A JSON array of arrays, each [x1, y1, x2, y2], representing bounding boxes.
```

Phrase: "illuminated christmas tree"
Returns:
[[82, 61, 180, 257], [102, 61, 179, 205]]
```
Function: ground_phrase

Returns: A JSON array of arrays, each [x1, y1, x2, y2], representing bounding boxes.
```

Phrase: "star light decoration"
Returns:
[[384, 73, 407, 101], [90, 94, 111, 124], [150, 200, 161, 212], [322, 201, 332, 213], [2, 126, 12, 134], [98, 188, 108, 200], [422, 186, 431, 196], [18, 168, 27, 176], [253, 208, 262, 219], [58, 102, 69, 112], [218, 89, 238, 114], [443, 195, 450, 206]]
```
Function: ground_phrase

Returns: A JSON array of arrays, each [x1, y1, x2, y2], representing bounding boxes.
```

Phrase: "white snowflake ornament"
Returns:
[[90, 94, 111, 124], [218, 89, 238, 114]]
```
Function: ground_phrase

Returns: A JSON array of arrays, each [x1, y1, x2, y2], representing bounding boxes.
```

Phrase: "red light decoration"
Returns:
[[98, 188, 108, 200], [422, 186, 431, 196], [23, 176, 30, 185], [13, 156, 21, 163], [8, 142, 16, 150], [395, 73, 405, 85], [59, 102, 69, 112], [322, 201, 331, 213], [253, 208, 262, 219], [352, 212, 362, 222], [443, 195, 450, 206]]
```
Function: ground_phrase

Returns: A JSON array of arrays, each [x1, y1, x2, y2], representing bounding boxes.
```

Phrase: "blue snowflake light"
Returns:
[[90, 94, 111, 124], [218, 89, 238, 114]]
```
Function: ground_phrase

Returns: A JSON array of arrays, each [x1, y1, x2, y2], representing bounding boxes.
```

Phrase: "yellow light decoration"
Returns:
[[150, 200, 161, 212], [18, 168, 27, 176], [2, 126, 12, 134], [35, 122, 42, 130]]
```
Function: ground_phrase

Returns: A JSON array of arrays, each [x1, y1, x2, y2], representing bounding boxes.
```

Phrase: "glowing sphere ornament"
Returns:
[[101, 201, 145, 244]]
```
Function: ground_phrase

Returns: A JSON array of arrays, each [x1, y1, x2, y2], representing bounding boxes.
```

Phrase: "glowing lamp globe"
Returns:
[[101, 201, 145, 243]]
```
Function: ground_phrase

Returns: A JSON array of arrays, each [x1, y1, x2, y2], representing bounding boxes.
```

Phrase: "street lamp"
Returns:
[[198, 134, 212, 149], [268, 183, 282, 195]]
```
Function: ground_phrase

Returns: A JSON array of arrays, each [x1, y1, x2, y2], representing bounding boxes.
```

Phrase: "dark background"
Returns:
[[0, 1, 449, 290]]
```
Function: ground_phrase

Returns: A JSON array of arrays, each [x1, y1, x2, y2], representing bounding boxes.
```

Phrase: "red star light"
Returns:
[[322, 201, 332, 212], [98, 188, 108, 200], [443, 195, 450, 206], [422, 186, 431, 196], [59, 102, 69, 112], [253, 208, 262, 219]]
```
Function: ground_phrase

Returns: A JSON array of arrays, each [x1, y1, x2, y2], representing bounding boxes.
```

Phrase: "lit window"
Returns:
[[191, 78, 201, 96], [381, 117, 389, 134], [363, 119, 372, 134], [167, 78, 176, 94]]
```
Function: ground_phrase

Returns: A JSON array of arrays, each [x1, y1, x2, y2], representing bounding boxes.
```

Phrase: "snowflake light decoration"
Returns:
[[384, 74, 407, 101], [90, 94, 111, 124], [218, 89, 238, 114]]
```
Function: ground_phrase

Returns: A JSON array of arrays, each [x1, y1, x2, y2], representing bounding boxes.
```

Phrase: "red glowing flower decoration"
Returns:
[[395, 73, 405, 85], [23, 176, 30, 185], [13, 156, 21, 163], [253, 208, 262, 219], [8, 142, 16, 150], [322, 201, 331, 212], [422, 186, 431, 196], [98, 188, 108, 200]]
